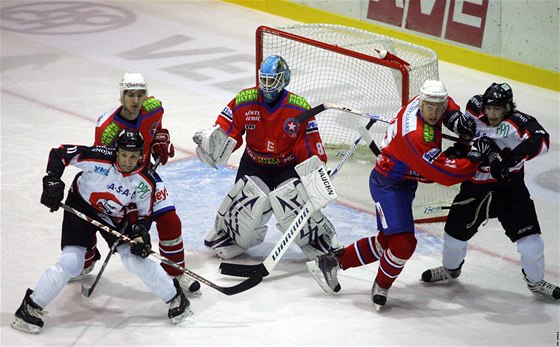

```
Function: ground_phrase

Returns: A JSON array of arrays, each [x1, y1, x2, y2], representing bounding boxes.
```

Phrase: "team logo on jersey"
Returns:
[[284, 118, 299, 135], [90, 192, 123, 216], [306, 120, 319, 134]]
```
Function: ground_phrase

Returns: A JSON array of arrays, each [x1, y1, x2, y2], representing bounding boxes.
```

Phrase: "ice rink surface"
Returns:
[[1, 1, 559, 346]]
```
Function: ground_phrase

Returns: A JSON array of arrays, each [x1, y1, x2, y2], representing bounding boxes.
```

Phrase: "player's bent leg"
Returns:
[[204, 175, 272, 259], [516, 234, 559, 299], [421, 232, 466, 283], [70, 244, 100, 282]]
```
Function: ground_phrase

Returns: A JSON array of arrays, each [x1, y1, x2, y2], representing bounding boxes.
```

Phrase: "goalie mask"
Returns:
[[258, 55, 291, 103], [119, 73, 148, 100]]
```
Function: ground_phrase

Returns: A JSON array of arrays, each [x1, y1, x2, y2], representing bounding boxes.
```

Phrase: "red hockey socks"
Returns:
[[155, 211, 185, 276], [375, 232, 417, 289], [339, 232, 389, 270]]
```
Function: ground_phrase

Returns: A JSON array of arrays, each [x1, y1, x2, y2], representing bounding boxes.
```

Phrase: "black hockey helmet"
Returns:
[[482, 82, 514, 111], [116, 129, 144, 152]]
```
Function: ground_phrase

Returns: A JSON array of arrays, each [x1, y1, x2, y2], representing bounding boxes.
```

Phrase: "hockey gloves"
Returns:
[[444, 143, 469, 159], [151, 128, 175, 165], [447, 111, 476, 141], [466, 137, 495, 164], [490, 148, 516, 182], [41, 174, 65, 212], [129, 220, 152, 258]]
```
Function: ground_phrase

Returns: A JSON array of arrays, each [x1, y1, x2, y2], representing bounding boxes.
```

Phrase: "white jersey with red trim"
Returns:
[[47, 145, 156, 220]]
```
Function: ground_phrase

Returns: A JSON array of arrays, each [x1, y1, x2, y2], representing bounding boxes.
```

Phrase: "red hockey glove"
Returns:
[[151, 128, 175, 165]]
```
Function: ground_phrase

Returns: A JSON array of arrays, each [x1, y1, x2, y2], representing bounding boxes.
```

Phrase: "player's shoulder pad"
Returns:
[[143, 97, 163, 112], [466, 94, 483, 115]]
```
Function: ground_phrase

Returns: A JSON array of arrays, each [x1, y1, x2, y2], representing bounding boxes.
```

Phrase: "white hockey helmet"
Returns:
[[419, 80, 448, 104], [119, 73, 147, 99]]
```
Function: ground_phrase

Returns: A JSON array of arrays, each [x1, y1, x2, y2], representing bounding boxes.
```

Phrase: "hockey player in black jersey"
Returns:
[[421, 82, 559, 300], [11, 129, 191, 334]]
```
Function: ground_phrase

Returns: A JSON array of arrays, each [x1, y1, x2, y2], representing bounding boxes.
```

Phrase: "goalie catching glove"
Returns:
[[151, 128, 175, 165], [193, 126, 236, 169]]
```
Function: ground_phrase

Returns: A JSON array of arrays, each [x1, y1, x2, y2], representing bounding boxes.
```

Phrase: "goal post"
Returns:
[[256, 24, 459, 222]]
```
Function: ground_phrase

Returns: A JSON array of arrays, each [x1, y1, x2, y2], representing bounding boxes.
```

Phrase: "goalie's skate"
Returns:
[[176, 274, 202, 297], [371, 281, 388, 312], [168, 279, 193, 325], [11, 289, 47, 334], [421, 261, 463, 283], [306, 249, 343, 294]]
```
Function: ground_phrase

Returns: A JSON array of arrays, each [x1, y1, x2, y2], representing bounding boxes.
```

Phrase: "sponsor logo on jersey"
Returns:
[[496, 123, 510, 138], [101, 122, 122, 146], [287, 94, 310, 109], [422, 148, 441, 163], [258, 157, 280, 165], [106, 183, 132, 197], [94, 166, 110, 176], [423, 123, 435, 142], [306, 120, 319, 133], [142, 97, 161, 112], [92, 146, 114, 156], [245, 124, 256, 130], [284, 118, 299, 135], [155, 186, 168, 202], [517, 225, 533, 234], [221, 106, 233, 121], [150, 122, 159, 138], [245, 115, 261, 121], [137, 181, 151, 199], [235, 89, 258, 104]]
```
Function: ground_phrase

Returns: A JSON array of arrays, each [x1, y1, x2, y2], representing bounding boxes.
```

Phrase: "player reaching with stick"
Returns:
[[193, 55, 339, 261], [308, 80, 493, 310]]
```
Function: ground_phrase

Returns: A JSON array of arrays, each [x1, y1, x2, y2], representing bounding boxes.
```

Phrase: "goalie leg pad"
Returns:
[[270, 179, 339, 260], [205, 175, 272, 258]]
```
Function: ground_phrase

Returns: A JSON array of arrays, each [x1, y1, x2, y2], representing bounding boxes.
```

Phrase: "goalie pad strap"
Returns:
[[215, 175, 272, 250]]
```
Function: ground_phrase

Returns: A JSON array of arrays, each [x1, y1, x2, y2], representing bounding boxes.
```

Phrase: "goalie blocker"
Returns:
[[204, 156, 339, 261]]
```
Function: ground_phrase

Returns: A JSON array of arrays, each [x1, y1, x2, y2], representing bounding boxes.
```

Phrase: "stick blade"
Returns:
[[81, 284, 93, 298], [218, 276, 263, 296], [218, 262, 270, 278]]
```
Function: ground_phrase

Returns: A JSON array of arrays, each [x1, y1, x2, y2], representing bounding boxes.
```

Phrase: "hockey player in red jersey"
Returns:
[[308, 80, 493, 310], [78, 73, 200, 296], [193, 55, 339, 261], [11, 130, 191, 334], [421, 82, 559, 300]]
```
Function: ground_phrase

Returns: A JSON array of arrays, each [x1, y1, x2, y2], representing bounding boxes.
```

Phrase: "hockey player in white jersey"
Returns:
[[11, 129, 192, 334], [421, 82, 559, 300]]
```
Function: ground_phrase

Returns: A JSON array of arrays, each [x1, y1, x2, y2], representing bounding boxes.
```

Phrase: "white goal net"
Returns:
[[257, 24, 459, 222]]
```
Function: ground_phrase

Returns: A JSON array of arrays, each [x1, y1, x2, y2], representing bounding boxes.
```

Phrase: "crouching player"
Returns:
[[11, 129, 191, 334], [193, 55, 338, 260]]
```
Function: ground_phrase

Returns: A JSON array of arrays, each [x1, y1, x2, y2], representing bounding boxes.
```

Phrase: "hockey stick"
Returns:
[[218, 120, 378, 278], [59, 202, 262, 295], [81, 224, 124, 297], [296, 102, 464, 144]]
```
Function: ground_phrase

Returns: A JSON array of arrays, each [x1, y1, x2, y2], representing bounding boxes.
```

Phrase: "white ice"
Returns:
[[1, 1, 559, 346]]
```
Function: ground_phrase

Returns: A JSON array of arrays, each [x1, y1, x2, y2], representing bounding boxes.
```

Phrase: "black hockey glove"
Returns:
[[129, 220, 151, 258], [444, 143, 469, 159], [466, 137, 494, 164], [447, 111, 476, 141], [41, 174, 65, 212], [490, 148, 516, 182]]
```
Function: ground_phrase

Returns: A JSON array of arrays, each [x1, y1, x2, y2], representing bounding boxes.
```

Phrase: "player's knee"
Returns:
[[516, 234, 544, 261], [388, 232, 417, 260], [118, 245, 149, 274], [59, 246, 87, 277]]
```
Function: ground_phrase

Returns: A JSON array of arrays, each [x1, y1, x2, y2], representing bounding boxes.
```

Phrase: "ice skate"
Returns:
[[524, 271, 560, 300], [371, 281, 388, 311], [168, 279, 193, 324], [10, 289, 47, 334], [421, 261, 463, 283], [306, 248, 344, 294]]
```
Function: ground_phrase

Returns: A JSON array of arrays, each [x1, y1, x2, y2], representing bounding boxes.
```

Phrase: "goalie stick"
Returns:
[[59, 202, 262, 295], [218, 120, 378, 278]]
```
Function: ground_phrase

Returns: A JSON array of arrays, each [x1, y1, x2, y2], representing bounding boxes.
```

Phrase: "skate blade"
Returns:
[[10, 317, 41, 334], [185, 289, 202, 297], [306, 260, 339, 295], [170, 307, 193, 325]]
